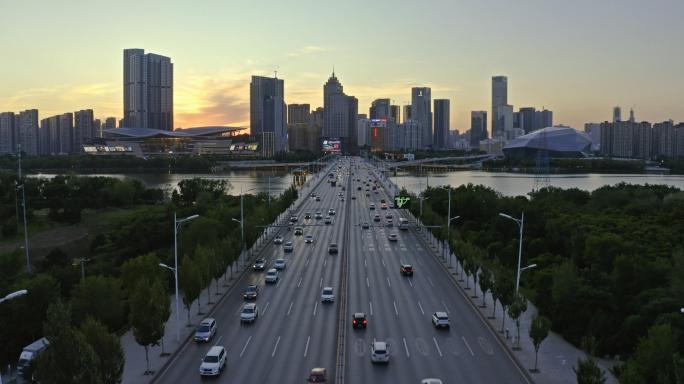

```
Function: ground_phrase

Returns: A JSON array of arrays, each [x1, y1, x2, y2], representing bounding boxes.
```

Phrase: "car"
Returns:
[[351, 195, 356, 200], [420, 380, 444, 384], [321, 287, 334, 303], [304, 212, 312, 220], [357, 186, 362, 191], [194, 318, 217, 342], [283, 241, 293, 253], [328, 243, 338, 254], [273, 235, 284, 244], [315, 196, 321, 202], [370, 341, 390, 363], [372, 186, 377, 190], [340, 197, 345, 202], [328, 208, 336, 216], [307, 367, 328, 384], [386, 219, 393, 227], [374, 190, 379, 194], [432, 312, 450, 329], [294, 227, 304, 236], [338, 192, 344, 197], [369, 203, 376, 210], [400, 263, 413, 276], [352, 313, 367, 329], [243, 284, 259, 300], [365, 192, 370, 197], [324, 216, 333, 225], [361, 222, 370, 229], [315, 212, 323, 219], [310, 192, 316, 198], [385, 214, 393, 219], [380, 203, 388, 210], [240, 303, 258, 323], [305, 235, 315, 244], [399, 218, 409, 230], [199, 345, 226, 376], [265, 268, 279, 283], [252, 258, 266, 270], [274, 258, 286, 270], [373, 214, 381, 222], [389, 202, 395, 209], [388, 233, 398, 242], [290, 215, 299, 223]]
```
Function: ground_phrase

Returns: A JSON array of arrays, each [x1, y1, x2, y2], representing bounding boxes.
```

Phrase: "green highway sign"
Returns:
[[394, 196, 411, 208]]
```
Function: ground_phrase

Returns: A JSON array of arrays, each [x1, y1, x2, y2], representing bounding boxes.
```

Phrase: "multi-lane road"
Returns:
[[155, 157, 530, 383]]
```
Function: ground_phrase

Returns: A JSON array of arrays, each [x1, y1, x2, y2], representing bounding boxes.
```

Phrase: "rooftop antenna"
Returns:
[[273, 65, 279, 79]]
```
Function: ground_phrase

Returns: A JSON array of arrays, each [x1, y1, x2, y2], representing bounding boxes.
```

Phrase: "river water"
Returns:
[[30, 170, 684, 197]]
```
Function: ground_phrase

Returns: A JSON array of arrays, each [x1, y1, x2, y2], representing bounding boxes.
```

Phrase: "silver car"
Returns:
[[240, 303, 258, 323]]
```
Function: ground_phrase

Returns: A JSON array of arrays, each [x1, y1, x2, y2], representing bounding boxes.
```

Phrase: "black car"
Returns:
[[294, 227, 304, 236], [252, 258, 266, 271], [304, 212, 312, 220], [352, 312, 367, 329], [243, 284, 259, 300], [328, 243, 339, 254], [400, 264, 414, 276]]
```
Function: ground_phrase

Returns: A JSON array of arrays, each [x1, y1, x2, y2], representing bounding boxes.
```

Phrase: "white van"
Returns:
[[17, 337, 49, 375]]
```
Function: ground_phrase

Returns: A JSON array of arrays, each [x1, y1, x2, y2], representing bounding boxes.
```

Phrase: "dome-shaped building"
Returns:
[[503, 127, 592, 159]]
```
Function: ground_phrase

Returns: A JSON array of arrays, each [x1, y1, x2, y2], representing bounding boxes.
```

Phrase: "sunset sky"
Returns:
[[1, 0, 683, 133]]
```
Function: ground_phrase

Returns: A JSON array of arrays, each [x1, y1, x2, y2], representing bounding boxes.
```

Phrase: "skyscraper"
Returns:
[[287, 104, 311, 152], [433, 99, 450, 149], [58, 113, 73, 154], [0, 112, 16, 154], [536, 109, 553, 129], [323, 71, 357, 153], [74, 109, 94, 149], [403, 105, 412, 121], [497, 105, 514, 139], [613, 106, 622, 122], [123, 49, 173, 130], [390, 105, 401, 124], [412, 87, 432, 149], [251, 75, 286, 156], [370, 99, 391, 120], [491, 76, 508, 138], [470, 111, 487, 148], [104, 117, 117, 130], [519, 107, 536, 134], [17, 109, 39, 155], [288, 104, 310, 125]]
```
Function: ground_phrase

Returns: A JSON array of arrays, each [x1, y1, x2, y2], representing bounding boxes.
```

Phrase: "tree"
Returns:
[[507, 293, 528, 350], [121, 253, 162, 297], [195, 245, 214, 304], [494, 270, 514, 333], [529, 314, 551, 373], [478, 267, 493, 308], [35, 301, 100, 384], [80, 317, 124, 384], [179, 255, 201, 322], [69, 276, 126, 332], [619, 323, 681, 384], [574, 355, 606, 384], [129, 279, 166, 375]]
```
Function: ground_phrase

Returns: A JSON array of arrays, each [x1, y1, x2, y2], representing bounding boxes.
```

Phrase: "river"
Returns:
[[30, 170, 684, 197]]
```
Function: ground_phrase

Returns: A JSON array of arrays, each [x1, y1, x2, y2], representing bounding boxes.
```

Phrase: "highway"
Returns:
[[154, 156, 529, 384]]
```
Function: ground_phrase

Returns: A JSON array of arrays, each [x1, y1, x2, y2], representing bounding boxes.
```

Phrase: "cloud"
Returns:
[[287, 45, 328, 58]]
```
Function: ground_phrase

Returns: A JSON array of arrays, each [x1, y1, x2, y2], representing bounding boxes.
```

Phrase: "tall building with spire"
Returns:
[[412, 87, 432, 149], [323, 70, 357, 154]]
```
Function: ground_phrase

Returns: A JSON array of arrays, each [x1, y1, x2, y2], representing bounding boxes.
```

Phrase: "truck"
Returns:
[[17, 337, 49, 376]]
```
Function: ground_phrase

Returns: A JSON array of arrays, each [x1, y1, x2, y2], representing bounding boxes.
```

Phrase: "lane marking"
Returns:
[[381, 258, 386, 267], [304, 336, 311, 357], [408, 278, 413, 288], [387, 277, 391, 287], [305, 257, 310, 266], [276, 279, 281, 287], [393, 301, 398, 316], [403, 337, 410, 357], [287, 302, 293, 316], [214, 335, 223, 346], [418, 301, 425, 315], [442, 301, 450, 314], [319, 277, 323, 287], [324, 259, 327, 267], [366, 277, 370, 287], [433, 337, 443, 357], [313, 301, 318, 316], [428, 277, 435, 287], [369, 301, 373, 316], [271, 336, 281, 357], [297, 277, 302, 287], [364, 259, 367, 267], [239, 336, 252, 357], [262, 302, 270, 316], [462, 336, 475, 356]]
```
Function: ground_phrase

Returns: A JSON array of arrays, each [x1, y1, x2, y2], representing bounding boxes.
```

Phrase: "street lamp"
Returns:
[[234, 187, 258, 268], [171, 213, 199, 342], [16, 146, 30, 274], [0, 289, 27, 304], [499, 212, 526, 293]]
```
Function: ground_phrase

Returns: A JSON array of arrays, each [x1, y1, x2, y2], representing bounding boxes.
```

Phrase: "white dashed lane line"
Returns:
[[239, 336, 252, 357]]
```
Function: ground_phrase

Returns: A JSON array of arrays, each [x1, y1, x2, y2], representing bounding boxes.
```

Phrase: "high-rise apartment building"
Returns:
[[74, 109, 94, 150], [491, 76, 508, 138], [536, 109, 553, 129], [104, 117, 117, 130], [123, 49, 173, 130], [17, 109, 39, 155], [470, 111, 488, 148], [403, 105, 412, 122], [613, 106, 622, 122], [519, 107, 536, 134], [323, 72, 357, 154], [497, 105, 514, 140], [251, 75, 287, 157], [93, 119, 102, 139], [390, 105, 400, 124], [370, 99, 391, 120], [433, 99, 450, 149], [412, 87, 432, 148], [0, 112, 16, 154], [652, 121, 676, 158], [58, 113, 74, 154], [288, 104, 310, 125], [584, 123, 601, 151], [600, 120, 652, 159], [287, 104, 312, 152]]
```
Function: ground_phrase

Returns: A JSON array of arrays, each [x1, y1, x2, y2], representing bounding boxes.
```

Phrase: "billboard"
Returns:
[[370, 119, 386, 152], [322, 138, 342, 153]]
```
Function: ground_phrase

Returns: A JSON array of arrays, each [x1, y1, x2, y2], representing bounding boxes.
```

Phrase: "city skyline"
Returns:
[[2, 0, 684, 132]]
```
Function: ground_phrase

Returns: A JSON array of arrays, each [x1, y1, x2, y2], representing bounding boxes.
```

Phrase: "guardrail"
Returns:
[[334, 163, 352, 384]]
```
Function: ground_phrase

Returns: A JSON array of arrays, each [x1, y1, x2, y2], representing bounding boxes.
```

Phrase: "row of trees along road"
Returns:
[[0, 176, 298, 381], [407, 183, 684, 383]]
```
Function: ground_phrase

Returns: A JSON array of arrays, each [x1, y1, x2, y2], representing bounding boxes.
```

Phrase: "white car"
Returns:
[[273, 235, 284, 245], [265, 268, 279, 283], [274, 258, 286, 270], [305, 235, 315, 244], [283, 241, 293, 253], [328, 208, 336, 216], [199, 346, 226, 376], [432, 312, 450, 329], [421, 380, 443, 384], [321, 287, 335, 303], [370, 341, 390, 363], [240, 303, 258, 323]]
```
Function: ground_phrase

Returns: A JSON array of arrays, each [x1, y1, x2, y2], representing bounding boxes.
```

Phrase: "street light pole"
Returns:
[[499, 212, 525, 293], [17, 147, 30, 274], [171, 213, 199, 342]]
